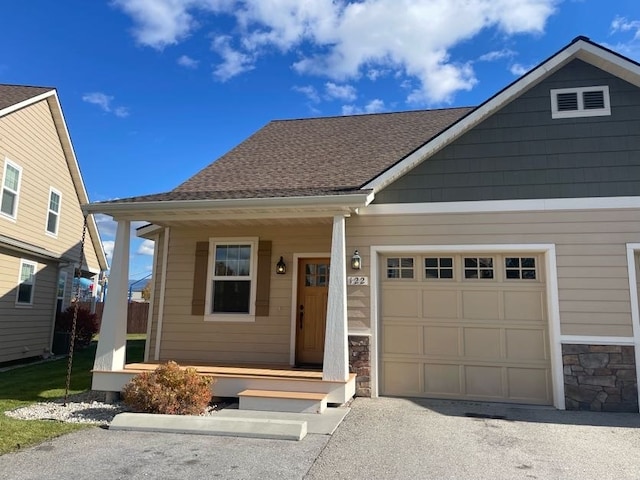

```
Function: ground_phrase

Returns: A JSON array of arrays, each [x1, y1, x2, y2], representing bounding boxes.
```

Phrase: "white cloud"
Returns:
[[611, 16, 640, 39], [293, 85, 320, 103], [177, 54, 199, 68], [478, 49, 516, 62], [82, 92, 130, 117], [137, 239, 155, 256], [102, 240, 115, 259], [342, 98, 385, 115], [324, 82, 357, 101], [509, 63, 533, 76], [607, 16, 640, 58], [114, 0, 558, 105]]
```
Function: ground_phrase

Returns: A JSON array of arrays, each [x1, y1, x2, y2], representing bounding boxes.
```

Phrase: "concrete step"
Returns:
[[238, 389, 328, 414], [110, 412, 307, 441]]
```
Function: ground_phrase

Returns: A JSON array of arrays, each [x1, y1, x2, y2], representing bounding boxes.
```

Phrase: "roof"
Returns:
[[0, 84, 108, 271], [84, 35, 640, 218], [0, 84, 54, 111]]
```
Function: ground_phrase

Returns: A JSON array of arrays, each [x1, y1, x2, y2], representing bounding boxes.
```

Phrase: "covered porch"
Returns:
[[83, 193, 372, 407]]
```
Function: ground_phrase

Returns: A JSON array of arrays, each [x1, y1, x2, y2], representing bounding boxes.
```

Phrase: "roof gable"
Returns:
[[0, 84, 108, 270], [364, 36, 640, 193]]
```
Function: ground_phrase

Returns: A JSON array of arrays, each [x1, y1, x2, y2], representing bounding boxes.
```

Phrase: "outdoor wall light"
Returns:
[[276, 256, 287, 274], [351, 250, 362, 270]]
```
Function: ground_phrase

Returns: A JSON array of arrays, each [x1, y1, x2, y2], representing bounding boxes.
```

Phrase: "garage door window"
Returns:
[[464, 257, 494, 279], [424, 257, 453, 279], [387, 257, 414, 279], [505, 257, 537, 279]]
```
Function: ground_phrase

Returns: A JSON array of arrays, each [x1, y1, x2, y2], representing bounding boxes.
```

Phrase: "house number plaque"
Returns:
[[347, 276, 369, 286]]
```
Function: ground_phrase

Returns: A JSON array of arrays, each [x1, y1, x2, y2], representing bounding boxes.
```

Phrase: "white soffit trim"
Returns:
[[362, 39, 640, 193], [361, 196, 640, 216], [0, 90, 55, 117]]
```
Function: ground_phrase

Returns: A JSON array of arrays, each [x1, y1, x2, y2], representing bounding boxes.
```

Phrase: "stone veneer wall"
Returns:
[[563, 344, 638, 412], [348, 335, 371, 397]]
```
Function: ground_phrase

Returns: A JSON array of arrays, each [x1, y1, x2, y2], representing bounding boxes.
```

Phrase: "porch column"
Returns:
[[93, 219, 130, 377], [323, 215, 349, 381]]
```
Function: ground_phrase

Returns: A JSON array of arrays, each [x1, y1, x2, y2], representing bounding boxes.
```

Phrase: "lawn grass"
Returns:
[[0, 336, 145, 455]]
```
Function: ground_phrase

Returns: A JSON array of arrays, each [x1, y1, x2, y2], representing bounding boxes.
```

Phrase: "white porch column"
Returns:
[[93, 219, 130, 377], [323, 215, 349, 381]]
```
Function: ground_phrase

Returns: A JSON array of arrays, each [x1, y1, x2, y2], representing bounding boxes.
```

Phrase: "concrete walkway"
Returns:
[[1, 397, 639, 480]]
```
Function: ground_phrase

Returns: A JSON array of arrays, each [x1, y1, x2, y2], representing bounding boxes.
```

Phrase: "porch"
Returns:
[[92, 362, 357, 405]]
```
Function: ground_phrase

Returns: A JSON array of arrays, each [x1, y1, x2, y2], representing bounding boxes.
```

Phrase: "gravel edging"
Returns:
[[5, 391, 227, 426]]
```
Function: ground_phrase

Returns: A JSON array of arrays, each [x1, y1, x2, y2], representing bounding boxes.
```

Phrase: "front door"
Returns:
[[295, 258, 330, 366]]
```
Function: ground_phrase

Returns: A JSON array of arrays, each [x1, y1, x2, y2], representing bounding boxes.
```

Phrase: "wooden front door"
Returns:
[[295, 258, 330, 366]]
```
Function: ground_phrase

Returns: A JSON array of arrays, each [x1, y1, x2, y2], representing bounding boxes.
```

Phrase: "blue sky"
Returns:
[[1, 0, 639, 279]]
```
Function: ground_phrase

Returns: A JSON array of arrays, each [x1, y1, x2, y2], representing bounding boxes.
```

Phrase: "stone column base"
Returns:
[[348, 335, 371, 397], [562, 344, 638, 412]]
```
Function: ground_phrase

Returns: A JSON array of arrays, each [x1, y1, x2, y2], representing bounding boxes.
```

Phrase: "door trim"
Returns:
[[289, 252, 331, 366]]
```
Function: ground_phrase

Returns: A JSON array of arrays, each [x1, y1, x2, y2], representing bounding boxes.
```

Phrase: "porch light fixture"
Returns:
[[276, 256, 287, 274], [351, 250, 362, 270]]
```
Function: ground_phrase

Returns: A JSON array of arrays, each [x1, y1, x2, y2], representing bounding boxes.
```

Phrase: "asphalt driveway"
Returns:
[[1, 397, 639, 480]]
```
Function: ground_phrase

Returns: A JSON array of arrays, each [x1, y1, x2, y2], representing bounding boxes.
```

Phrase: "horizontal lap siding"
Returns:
[[157, 224, 331, 364], [0, 100, 101, 272], [348, 208, 640, 337], [0, 251, 57, 362]]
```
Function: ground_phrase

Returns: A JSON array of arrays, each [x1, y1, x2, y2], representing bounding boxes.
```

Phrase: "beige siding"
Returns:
[[347, 208, 640, 337], [0, 250, 57, 362], [0, 100, 101, 272], [150, 224, 331, 364]]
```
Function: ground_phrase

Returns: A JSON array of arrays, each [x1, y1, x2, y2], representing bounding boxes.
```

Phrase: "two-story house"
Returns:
[[0, 85, 107, 364]]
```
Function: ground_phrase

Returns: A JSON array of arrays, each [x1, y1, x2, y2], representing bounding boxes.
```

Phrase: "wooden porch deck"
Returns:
[[93, 362, 356, 404]]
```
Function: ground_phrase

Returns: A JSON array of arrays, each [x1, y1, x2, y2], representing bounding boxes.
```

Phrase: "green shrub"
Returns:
[[54, 305, 99, 349], [122, 361, 213, 415]]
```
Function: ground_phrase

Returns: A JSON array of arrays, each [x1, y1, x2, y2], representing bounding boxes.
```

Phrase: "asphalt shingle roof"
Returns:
[[100, 107, 475, 204], [0, 84, 54, 111]]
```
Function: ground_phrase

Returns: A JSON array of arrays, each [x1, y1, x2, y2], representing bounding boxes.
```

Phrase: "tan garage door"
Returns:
[[381, 253, 552, 405]]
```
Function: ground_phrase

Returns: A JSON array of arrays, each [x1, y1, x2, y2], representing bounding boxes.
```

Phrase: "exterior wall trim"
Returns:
[[154, 227, 170, 361], [624, 243, 640, 411], [289, 252, 331, 366], [144, 232, 160, 362], [560, 335, 635, 346], [369, 243, 565, 409], [361, 196, 640, 216]]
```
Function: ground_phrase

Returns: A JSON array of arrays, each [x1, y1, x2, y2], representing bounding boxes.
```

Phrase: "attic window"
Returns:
[[551, 86, 610, 119]]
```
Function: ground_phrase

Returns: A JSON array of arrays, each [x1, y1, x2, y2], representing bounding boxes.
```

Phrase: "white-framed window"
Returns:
[[1, 160, 22, 219], [550, 86, 610, 119], [424, 257, 454, 279], [386, 257, 414, 279], [464, 257, 494, 279], [46, 188, 62, 236], [17, 260, 36, 305], [505, 257, 537, 280], [205, 238, 258, 322]]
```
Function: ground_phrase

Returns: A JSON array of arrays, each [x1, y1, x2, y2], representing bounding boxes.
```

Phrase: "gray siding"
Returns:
[[376, 60, 640, 204]]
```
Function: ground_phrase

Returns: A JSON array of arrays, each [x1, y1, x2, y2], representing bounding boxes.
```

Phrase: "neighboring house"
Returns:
[[0, 85, 107, 363], [86, 36, 639, 412]]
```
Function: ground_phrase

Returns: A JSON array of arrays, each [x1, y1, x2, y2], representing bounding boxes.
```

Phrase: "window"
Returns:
[[1, 160, 22, 219], [387, 257, 414, 279], [46, 188, 62, 235], [505, 257, 537, 280], [17, 260, 36, 305], [551, 86, 610, 119], [464, 257, 494, 279], [205, 239, 258, 321], [424, 257, 454, 279]]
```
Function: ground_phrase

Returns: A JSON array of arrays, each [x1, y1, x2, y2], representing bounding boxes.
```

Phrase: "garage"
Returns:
[[380, 253, 553, 405]]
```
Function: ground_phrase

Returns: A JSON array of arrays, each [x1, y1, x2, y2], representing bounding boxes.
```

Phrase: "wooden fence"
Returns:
[[80, 302, 149, 334]]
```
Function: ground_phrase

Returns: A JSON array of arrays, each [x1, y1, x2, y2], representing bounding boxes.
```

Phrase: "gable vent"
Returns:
[[557, 92, 578, 111], [583, 90, 605, 110], [551, 86, 610, 119]]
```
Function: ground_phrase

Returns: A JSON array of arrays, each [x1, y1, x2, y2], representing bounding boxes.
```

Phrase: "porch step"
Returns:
[[238, 389, 328, 414]]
